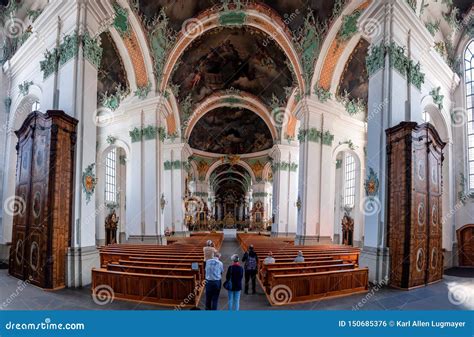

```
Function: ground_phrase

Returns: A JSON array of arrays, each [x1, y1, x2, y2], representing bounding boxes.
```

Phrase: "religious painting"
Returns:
[[337, 39, 369, 109], [189, 108, 273, 154], [172, 26, 293, 106]]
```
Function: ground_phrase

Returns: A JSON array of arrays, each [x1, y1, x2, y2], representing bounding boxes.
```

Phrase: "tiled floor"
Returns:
[[0, 239, 472, 311]]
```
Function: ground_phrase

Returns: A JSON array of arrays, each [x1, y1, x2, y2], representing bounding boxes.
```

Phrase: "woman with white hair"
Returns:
[[203, 240, 217, 268], [224, 254, 244, 310]]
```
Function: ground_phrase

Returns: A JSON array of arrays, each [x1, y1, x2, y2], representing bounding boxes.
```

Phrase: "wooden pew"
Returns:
[[266, 268, 369, 305], [92, 268, 203, 307]]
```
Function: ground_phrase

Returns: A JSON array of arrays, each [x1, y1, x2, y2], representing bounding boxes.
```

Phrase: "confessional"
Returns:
[[9, 110, 77, 289]]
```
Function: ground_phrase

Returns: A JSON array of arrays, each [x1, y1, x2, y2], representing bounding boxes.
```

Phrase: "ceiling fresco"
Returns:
[[97, 32, 128, 99], [337, 39, 369, 105], [172, 26, 294, 106], [136, 0, 336, 31], [188, 107, 273, 155]]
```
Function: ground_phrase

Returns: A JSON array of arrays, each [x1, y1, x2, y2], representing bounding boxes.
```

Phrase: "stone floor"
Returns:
[[0, 238, 473, 311]]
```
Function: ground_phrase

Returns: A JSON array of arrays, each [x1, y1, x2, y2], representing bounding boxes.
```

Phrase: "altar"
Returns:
[[223, 228, 237, 239]]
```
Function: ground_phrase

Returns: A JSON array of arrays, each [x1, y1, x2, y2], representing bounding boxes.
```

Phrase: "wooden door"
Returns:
[[458, 225, 474, 267]]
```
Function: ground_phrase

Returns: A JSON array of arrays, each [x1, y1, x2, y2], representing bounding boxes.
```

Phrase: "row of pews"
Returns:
[[237, 233, 369, 306], [92, 233, 223, 308]]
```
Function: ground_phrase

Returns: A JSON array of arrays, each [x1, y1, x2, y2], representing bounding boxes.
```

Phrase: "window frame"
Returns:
[[105, 148, 117, 203], [465, 40, 474, 192], [343, 152, 356, 208]]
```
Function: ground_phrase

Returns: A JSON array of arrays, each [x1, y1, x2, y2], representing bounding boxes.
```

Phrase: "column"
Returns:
[[163, 142, 190, 236], [358, 0, 429, 282], [270, 144, 299, 236]]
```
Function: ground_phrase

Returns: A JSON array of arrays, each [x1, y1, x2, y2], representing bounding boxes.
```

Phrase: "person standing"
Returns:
[[205, 252, 223, 310], [242, 244, 258, 294], [225, 254, 244, 311], [203, 240, 217, 263]]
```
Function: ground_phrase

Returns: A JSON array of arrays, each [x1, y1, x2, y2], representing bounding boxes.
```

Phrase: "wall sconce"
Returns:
[[160, 193, 167, 214], [296, 196, 302, 211]]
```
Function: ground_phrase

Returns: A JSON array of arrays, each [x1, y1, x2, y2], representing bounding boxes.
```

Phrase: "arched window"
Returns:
[[105, 148, 117, 203], [465, 40, 474, 191], [343, 152, 356, 208], [31, 100, 40, 112]]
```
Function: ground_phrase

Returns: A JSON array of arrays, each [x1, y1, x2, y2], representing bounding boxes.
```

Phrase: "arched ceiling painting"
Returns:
[[172, 26, 294, 107], [189, 107, 273, 155], [97, 32, 128, 100], [137, 0, 336, 32], [337, 39, 369, 110]]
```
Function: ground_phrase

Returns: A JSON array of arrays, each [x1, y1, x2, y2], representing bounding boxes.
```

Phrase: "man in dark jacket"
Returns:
[[242, 244, 258, 294]]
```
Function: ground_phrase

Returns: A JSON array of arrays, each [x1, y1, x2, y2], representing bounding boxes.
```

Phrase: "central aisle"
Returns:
[[199, 237, 267, 310]]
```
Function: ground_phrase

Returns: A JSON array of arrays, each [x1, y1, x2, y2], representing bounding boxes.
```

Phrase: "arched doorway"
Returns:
[[457, 224, 474, 267]]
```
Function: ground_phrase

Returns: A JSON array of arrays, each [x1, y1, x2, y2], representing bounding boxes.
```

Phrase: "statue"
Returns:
[[341, 214, 354, 246], [105, 209, 119, 245]]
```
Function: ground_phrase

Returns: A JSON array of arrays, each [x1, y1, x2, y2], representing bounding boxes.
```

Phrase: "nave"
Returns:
[[0, 235, 471, 311]]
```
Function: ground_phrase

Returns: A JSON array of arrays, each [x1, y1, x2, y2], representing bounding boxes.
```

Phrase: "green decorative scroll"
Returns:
[[366, 44, 385, 77], [336, 159, 342, 169], [59, 32, 79, 66], [253, 192, 268, 198], [430, 87, 444, 110], [366, 42, 425, 89], [40, 31, 103, 78], [113, 2, 131, 37], [164, 160, 185, 170], [339, 139, 357, 150], [40, 49, 59, 79], [194, 192, 209, 198], [321, 130, 334, 146], [313, 85, 332, 102], [293, 11, 327, 95], [337, 10, 362, 42], [425, 20, 441, 36], [106, 135, 117, 145], [134, 82, 151, 100], [100, 85, 128, 111], [148, 9, 177, 87], [27, 9, 43, 22], [338, 90, 366, 116], [272, 161, 298, 172], [130, 125, 172, 142], [18, 81, 33, 97], [82, 32, 103, 68], [298, 128, 321, 143]]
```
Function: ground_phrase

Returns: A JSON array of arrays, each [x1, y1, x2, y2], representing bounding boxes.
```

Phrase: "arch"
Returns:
[[205, 160, 256, 184], [9, 88, 42, 132], [159, 3, 304, 94], [421, 102, 452, 142], [312, 0, 372, 91], [184, 91, 278, 141]]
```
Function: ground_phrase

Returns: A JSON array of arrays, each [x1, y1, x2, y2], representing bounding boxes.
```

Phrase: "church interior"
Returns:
[[0, 0, 473, 310]]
